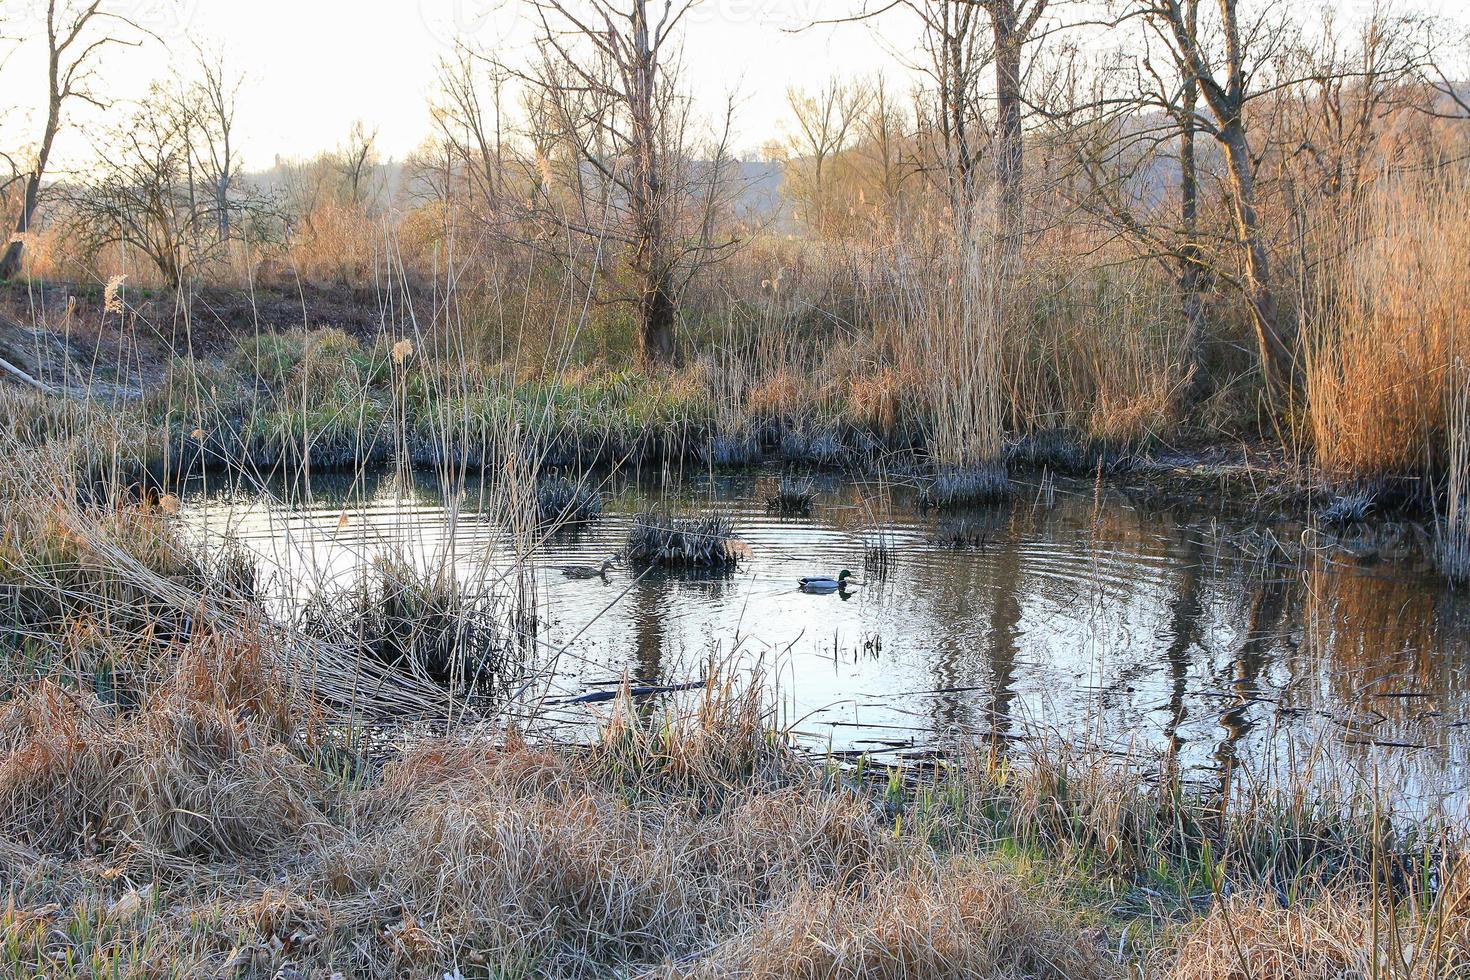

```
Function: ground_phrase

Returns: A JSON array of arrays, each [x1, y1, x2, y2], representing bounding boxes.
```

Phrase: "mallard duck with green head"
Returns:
[[799, 570, 858, 593]]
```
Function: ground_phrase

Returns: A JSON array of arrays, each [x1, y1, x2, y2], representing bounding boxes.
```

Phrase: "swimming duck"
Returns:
[[799, 570, 858, 593], [559, 559, 616, 580]]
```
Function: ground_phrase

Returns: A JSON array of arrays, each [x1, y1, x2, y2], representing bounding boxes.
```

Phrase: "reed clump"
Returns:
[[1167, 887, 1470, 980], [766, 475, 818, 515], [1439, 358, 1470, 583], [0, 456, 257, 686], [623, 512, 746, 569], [1305, 178, 1470, 484], [535, 474, 604, 526], [920, 465, 1015, 510], [298, 554, 515, 691]]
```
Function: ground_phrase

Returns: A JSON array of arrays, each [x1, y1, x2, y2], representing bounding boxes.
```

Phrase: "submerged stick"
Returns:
[[554, 680, 705, 706]]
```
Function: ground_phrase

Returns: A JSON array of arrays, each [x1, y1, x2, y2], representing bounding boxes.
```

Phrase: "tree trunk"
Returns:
[[639, 270, 677, 366], [0, 172, 40, 280], [992, 2, 1025, 258], [1175, 3, 1208, 406], [1219, 121, 1293, 398]]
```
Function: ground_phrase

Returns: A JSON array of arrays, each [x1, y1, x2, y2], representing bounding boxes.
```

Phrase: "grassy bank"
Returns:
[[0, 321, 1350, 509], [1, 647, 1465, 978]]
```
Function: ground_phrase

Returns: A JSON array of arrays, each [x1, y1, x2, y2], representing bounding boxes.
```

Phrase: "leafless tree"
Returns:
[[855, 76, 917, 223], [982, 0, 1050, 253], [831, 0, 1050, 254], [64, 82, 276, 287], [188, 43, 243, 243], [1274, 5, 1447, 216], [431, 45, 510, 220], [339, 121, 380, 207], [475, 0, 742, 366], [890, 1, 992, 212], [0, 0, 151, 280], [784, 79, 871, 234], [1130, 0, 1297, 402]]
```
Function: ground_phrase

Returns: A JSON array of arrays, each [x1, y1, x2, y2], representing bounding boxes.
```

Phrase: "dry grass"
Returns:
[[1168, 882, 1470, 980], [1305, 177, 1470, 481], [0, 630, 1464, 977], [0, 665, 323, 860], [1440, 357, 1470, 582], [686, 859, 1110, 980]]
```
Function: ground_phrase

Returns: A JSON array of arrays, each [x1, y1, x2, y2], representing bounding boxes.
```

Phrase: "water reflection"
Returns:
[[181, 466, 1470, 811]]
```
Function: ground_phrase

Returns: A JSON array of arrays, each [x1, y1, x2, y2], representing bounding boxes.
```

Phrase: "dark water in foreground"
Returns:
[[182, 465, 1470, 814]]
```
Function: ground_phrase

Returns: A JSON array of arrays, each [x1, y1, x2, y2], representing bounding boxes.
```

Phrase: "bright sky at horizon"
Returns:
[[0, 0, 1462, 173]]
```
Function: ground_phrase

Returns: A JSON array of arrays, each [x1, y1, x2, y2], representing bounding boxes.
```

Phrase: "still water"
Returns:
[[182, 465, 1470, 812]]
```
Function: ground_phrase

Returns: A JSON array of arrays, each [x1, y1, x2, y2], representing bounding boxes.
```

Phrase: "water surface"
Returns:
[[182, 465, 1470, 813]]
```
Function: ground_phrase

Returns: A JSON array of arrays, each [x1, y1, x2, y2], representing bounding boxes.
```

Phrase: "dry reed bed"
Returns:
[[1305, 177, 1470, 488]]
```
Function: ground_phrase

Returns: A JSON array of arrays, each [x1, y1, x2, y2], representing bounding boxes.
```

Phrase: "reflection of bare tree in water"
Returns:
[[1212, 570, 1292, 799], [629, 578, 668, 727], [1160, 529, 1206, 763], [920, 505, 1024, 738], [983, 509, 1026, 752]]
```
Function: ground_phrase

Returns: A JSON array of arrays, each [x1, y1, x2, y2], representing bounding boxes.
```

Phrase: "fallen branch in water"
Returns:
[[555, 680, 706, 706]]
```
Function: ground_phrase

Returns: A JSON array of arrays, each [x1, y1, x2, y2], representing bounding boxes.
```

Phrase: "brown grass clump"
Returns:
[[592, 670, 797, 801], [310, 711, 898, 976], [1170, 895, 1370, 980], [847, 366, 927, 443], [0, 677, 326, 860], [1087, 374, 1178, 447], [687, 858, 1109, 980], [747, 368, 810, 422], [0, 682, 116, 853], [1167, 887, 1470, 980]]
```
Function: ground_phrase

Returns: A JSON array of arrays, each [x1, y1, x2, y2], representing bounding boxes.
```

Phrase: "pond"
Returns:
[[181, 463, 1470, 814]]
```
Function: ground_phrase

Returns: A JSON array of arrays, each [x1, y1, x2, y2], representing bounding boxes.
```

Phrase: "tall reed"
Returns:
[[899, 216, 1009, 503], [1304, 177, 1470, 481], [1441, 357, 1470, 583]]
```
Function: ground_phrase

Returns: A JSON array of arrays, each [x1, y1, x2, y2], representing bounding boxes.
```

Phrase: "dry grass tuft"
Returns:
[[1169, 887, 1470, 980], [0, 681, 325, 859], [689, 858, 1109, 980]]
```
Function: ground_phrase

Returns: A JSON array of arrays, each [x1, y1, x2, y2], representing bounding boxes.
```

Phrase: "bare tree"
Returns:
[[784, 79, 871, 235], [855, 75, 916, 223], [483, 0, 741, 366], [1275, 5, 1443, 216], [188, 43, 243, 243], [824, 0, 1053, 262], [978, 0, 1050, 253], [1132, 0, 1296, 402], [0, 0, 150, 280], [893, 1, 992, 212], [339, 121, 380, 207], [431, 44, 509, 220], [65, 82, 276, 287]]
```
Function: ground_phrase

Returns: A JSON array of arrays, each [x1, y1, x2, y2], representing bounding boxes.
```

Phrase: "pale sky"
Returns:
[[4, 0, 893, 171], [2, 0, 1462, 173]]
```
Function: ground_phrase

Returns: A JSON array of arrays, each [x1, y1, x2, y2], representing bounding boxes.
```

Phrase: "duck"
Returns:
[[799, 570, 858, 593], [559, 559, 616, 581]]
